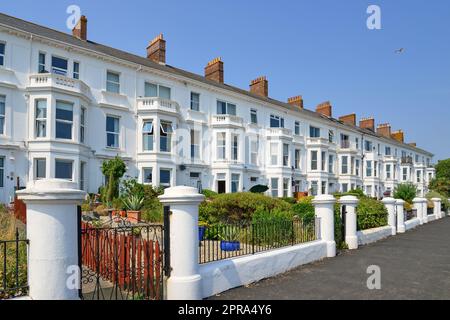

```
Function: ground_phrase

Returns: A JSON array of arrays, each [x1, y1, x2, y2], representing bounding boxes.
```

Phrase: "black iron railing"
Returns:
[[405, 209, 417, 221], [199, 218, 319, 264], [0, 229, 29, 300]]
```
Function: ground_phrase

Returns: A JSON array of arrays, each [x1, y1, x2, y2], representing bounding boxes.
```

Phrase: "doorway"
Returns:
[[217, 180, 226, 194]]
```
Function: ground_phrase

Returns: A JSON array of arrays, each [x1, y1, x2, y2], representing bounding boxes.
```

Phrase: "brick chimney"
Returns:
[[147, 34, 166, 64], [72, 15, 87, 41], [359, 117, 375, 131], [339, 113, 356, 126], [287, 96, 304, 109], [408, 142, 417, 147], [377, 123, 391, 138], [391, 130, 404, 143], [250, 76, 268, 98], [205, 57, 224, 83], [316, 101, 332, 117]]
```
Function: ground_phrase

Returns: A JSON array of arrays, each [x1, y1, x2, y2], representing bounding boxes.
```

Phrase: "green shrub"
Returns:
[[291, 196, 315, 224], [280, 197, 297, 205], [356, 197, 388, 230], [121, 178, 145, 199], [393, 183, 417, 204], [199, 192, 292, 224], [334, 203, 347, 250], [202, 189, 218, 199]]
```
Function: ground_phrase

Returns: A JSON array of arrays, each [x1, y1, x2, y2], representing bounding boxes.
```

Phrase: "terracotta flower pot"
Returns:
[[120, 210, 127, 218], [127, 211, 141, 223]]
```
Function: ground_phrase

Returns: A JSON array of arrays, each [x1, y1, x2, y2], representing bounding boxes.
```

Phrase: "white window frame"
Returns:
[[217, 100, 236, 116], [106, 115, 120, 148], [35, 99, 47, 138], [0, 95, 5, 135], [55, 100, 73, 140], [0, 41, 5, 67], [80, 161, 86, 190], [34, 158, 46, 180], [270, 115, 285, 128], [191, 129, 200, 160], [55, 159, 73, 181], [321, 151, 326, 171], [250, 109, 258, 124], [328, 154, 334, 173], [38, 52, 46, 73], [250, 138, 259, 165], [271, 178, 279, 198], [160, 169, 171, 187], [386, 164, 391, 179], [142, 120, 154, 151], [216, 132, 226, 160], [270, 142, 278, 166], [283, 144, 289, 167], [106, 71, 120, 93], [341, 156, 348, 174], [294, 121, 300, 135], [283, 178, 290, 197], [311, 151, 318, 170], [145, 82, 171, 100], [231, 134, 239, 161], [366, 161, 372, 177], [142, 167, 153, 185], [73, 61, 80, 79], [309, 126, 320, 138], [80, 107, 86, 144], [295, 149, 301, 170], [160, 121, 174, 152], [231, 174, 240, 193], [190, 92, 200, 111]]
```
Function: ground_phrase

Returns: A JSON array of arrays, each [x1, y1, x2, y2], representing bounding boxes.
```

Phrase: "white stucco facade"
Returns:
[[0, 14, 435, 204]]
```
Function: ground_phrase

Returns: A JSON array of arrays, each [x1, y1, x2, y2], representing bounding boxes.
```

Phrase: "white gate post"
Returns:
[[158, 186, 205, 300], [16, 179, 85, 300], [432, 198, 441, 219], [339, 196, 358, 250], [413, 197, 424, 225], [422, 199, 429, 224], [312, 195, 336, 258], [396, 199, 406, 233], [382, 197, 397, 235]]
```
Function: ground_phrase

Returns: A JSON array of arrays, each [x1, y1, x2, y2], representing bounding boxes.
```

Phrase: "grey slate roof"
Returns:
[[0, 12, 433, 156]]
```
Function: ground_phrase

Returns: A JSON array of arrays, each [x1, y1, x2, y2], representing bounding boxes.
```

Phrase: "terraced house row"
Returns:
[[0, 13, 435, 204]]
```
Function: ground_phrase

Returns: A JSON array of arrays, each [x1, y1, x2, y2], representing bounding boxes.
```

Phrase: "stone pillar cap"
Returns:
[[431, 198, 441, 201], [16, 179, 86, 202], [312, 194, 336, 205], [339, 195, 359, 204], [395, 199, 405, 204], [382, 197, 396, 204], [413, 197, 427, 203], [158, 186, 205, 204]]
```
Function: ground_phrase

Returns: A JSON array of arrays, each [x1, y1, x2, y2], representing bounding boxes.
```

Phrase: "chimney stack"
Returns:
[[339, 113, 356, 126], [72, 15, 87, 41], [147, 34, 166, 64], [391, 130, 404, 143], [250, 76, 269, 98], [205, 57, 224, 83], [316, 101, 332, 117], [287, 96, 304, 109], [359, 117, 375, 131], [377, 123, 391, 138]]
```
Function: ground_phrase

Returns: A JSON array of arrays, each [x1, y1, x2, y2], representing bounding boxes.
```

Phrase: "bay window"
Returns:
[[386, 164, 391, 179], [366, 161, 372, 177], [250, 138, 258, 165], [295, 149, 301, 169], [283, 179, 290, 197], [321, 151, 326, 171]]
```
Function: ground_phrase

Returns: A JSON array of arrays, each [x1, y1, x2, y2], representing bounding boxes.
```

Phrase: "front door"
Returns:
[[217, 180, 226, 194]]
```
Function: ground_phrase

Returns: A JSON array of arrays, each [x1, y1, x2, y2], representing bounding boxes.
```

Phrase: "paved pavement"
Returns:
[[211, 217, 450, 300]]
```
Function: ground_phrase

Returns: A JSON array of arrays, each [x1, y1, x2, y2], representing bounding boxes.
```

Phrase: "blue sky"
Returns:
[[2, 0, 449, 160]]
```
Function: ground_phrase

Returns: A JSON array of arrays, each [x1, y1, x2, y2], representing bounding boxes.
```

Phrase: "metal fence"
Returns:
[[405, 209, 417, 221], [0, 229, 28, 299], [199, 218, 320, 264]]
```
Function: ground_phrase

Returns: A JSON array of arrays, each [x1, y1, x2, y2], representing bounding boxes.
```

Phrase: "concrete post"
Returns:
[[158, 186, 205, 300], [16, 179, 86, 300], [312, 194, 336, 258], [413, 197, 424, 225], [422, 199, 429, 224], [432, 198, 441, 219], [396, 199, 406, 233], [382, 197, 397, 235], [339, 196, 358, 250]]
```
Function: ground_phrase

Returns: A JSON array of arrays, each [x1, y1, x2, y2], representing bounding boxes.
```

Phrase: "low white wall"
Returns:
[[199, 240, 327, 299], [357, 226, 392, 246], [427, 214, 436, 222], [405, 218, 420, 231]]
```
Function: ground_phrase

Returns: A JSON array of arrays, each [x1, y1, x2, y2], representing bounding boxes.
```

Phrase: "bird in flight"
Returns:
[[395, 48, 405, 54]]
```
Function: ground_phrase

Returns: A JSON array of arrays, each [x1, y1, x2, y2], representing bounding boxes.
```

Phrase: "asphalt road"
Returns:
[[211, 217, 450, 300]]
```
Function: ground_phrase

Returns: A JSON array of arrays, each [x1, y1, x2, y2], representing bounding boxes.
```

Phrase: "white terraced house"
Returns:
[[0, 13, 436, 204]]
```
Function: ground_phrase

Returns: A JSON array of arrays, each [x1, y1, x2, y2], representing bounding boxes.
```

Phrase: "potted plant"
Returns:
[[219, 227, 241, 252], [123, 195, 144, 223], [198, 221, 208, 242]]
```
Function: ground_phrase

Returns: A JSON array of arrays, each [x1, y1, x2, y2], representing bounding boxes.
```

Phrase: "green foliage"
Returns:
[[141, 185, 164, 223], [334, 203, 347, 250], [429, 177, 450, 198], [356, 197, 388, 230], [217, 227, 242, 242], [121, 178, 145, 199], [123, 195, 144, 211], [435, 158, 450, 180], [280, 197, 297, 205], [393, 183, 417, 204], [291, 196, 315, 224], [201, 189, 218, 199], [101, 156, 127, 204], [112, 198, 124, 211], [249, 185, 269, 193], [199, 192, 292, 224], [426, 191, 450, 211]]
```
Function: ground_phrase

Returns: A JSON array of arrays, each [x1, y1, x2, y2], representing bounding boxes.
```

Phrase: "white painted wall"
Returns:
[[405, 218, 421, 231], [357, 226, 392, 246]]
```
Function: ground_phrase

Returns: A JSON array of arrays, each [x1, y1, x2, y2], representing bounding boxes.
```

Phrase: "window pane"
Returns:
[[35, 100, 47, 118], [56, 101, 73, 121], [160, 170, 171, 185], [35, 159, 46, 179], [107, 72, 120, 83], [0, 43, 4, 54], [145, 82, 158, 97], [56, 122, 72, 139], [143, 121, 153, 133], [51, 56, 68, 75], [0, 157, 3, 188], [55, 160, 72, 180], [191, 92, 200, 111], [107, 82, 120, 93], [106, 117, 119, 133], [217, 101, 226, 114], [159, 86, 171, 99], [228, 104, 236, 116], [0, 95, 4, 115], [143, 168, 152, 184], [38, 53, 46, 72], [107, 133, 119, 148]]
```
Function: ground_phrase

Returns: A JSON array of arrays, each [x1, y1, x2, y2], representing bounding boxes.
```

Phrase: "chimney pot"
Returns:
[[359, 117, 375, 131], [147, 34, 166, 64], [205, 57, 224, 83], [316, 101, 332, 117], [339, 113, 356, 126], [72, 15, 87, 41], [391, 130, 405, 143], [249, 76, 268, 97], [287, 96, 304, 109]]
